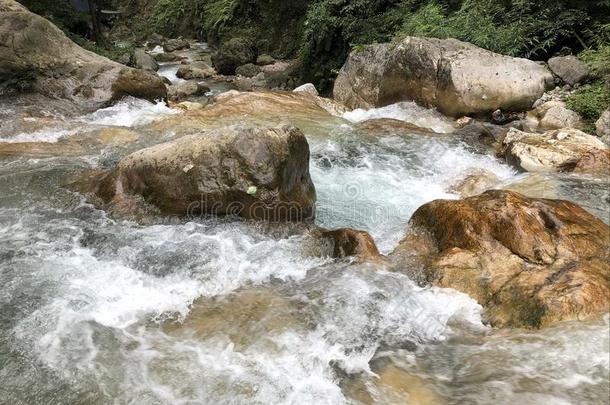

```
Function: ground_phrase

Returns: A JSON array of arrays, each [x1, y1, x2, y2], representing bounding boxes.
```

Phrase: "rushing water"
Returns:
[[0, 95, 608, 405]]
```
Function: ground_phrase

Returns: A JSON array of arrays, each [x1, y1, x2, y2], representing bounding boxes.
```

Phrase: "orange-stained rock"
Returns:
[[570, 149, 610, 176], [391, 190, 610, 328]]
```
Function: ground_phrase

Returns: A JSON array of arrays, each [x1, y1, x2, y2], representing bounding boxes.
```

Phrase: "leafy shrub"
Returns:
[[566, 46, 610, 132], [566, 82, 609, 132], [399, 0, 607, 58], [69, 33, 135, 63]]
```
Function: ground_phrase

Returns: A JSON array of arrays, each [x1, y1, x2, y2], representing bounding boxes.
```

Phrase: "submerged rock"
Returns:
[[548, 56, 590, 86], [163, 287, 304, 351], [334, 36, 553, 116], [345, 361, 445, 405], [0, 1, 166, 109], [81, 124, 316, 222], [447, 169, 500, 198], [499, 127, 608, 173], [391, 190, 610, 328], [316, 228, 383, 263]]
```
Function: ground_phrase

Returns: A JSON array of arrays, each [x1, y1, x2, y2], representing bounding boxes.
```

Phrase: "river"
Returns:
[[0, 50, 608, 405]]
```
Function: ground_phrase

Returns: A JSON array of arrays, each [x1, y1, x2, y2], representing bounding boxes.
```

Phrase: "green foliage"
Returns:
[[566, 46, 610, 131], [151, 0, 205, 37], [69, 33, 135, 63], [297, 0, 610, 92], [566, 82, 609, 132], [579, 45, 610, 80], [399, 0, 607, 58], [299, 0, 406, 92], [203, 0, 240, 32]]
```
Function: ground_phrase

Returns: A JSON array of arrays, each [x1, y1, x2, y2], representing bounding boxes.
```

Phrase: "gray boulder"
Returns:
[[211, 38, 256, 75], [548, 56, 590, 86], [176, 62, 215, 79], [538, 103, 584, 130], [0, 1, 166, 108], [500, 127, 607, 173], [85, 125, 316, 221], [235, 63, 262, 78], [134, 48, 159, 72], [167, 82, 210, 101], [163, 38, 190, 53], [333, 37, 554, 117]]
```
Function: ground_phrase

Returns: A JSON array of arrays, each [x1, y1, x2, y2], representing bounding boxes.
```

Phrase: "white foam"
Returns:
[[80, 97, 179, 127], [0, 128, 77, 143], [311, 136, 517, 252], [343, 101, 456, 133], [157, 64, 186, 85]]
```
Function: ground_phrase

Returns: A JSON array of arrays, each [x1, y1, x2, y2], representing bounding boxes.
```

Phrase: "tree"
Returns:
[[87, 0, 107, 46]]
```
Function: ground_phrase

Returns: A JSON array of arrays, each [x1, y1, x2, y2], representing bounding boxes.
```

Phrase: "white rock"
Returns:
[[293, 83, 318, 96]]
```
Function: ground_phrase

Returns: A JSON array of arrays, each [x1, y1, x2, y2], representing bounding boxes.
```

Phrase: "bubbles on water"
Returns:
[[80, 97, 179, 127], [0, 128, 77, 143], [157, 64, 186, 85], [310, 133, 517, 252], [343, 101, 456, 133]]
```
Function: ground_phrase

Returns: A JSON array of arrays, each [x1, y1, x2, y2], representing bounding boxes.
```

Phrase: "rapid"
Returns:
[[0, 67, 608, 405]]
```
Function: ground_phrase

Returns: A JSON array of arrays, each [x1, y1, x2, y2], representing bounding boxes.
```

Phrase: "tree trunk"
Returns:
[[88, 0, 107, 47]]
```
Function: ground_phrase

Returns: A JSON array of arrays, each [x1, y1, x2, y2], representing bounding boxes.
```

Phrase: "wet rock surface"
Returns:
[[499, 127, 608, 173], [391, 190, 610, 328], [78, 124, 316, 222]]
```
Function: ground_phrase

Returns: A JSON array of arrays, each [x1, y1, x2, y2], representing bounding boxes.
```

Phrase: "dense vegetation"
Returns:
[[566, 46, 610, 131], [136, 0, 610, 92], [16, 0, 610, 119]]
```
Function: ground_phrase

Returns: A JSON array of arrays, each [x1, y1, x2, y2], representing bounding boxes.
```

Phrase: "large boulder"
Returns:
[[82, 125, 316, 221], [333, 37, 554, 117], [525, 100, 584, 131], [133, 48, 159, 72], [176, 62, 216, 79], [235, 63, 262, 78], [548, 56, 590, 86], [162, 38, 190, 53], [167, 82, 210, 102], [211, 38, 256, 75], [147, 91, 347, 136], [499, 127, 608, 173], [391, 190, 610, 328], [0, 1, 166, 108], [154, 52, 182, 63]]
